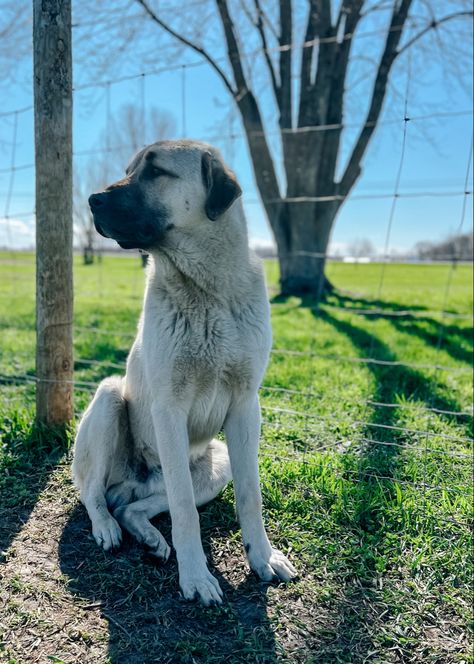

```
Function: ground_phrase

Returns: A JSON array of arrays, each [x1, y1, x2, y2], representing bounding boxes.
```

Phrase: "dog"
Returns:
[[72, 140, 296, 605]]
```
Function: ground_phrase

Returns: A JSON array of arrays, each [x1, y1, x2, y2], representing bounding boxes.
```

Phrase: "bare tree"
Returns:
[[347, 237, 376, 257], [74, 174, 96, 264], [414, 232, 473, 261], [0, 5, 31, 86], [74, 103, 176, 262], [128, 0, 472, 299]]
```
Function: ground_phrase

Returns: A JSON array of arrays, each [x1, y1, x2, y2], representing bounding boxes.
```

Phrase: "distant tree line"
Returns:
[[253, 233, 474, 261], [414, 231, 473, 261]]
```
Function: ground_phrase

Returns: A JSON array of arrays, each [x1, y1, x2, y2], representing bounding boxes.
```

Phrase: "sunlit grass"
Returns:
[[0, 251, 472, 661]]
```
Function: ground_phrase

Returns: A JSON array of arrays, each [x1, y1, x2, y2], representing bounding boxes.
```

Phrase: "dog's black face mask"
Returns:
[[89, 179, 169, 250]]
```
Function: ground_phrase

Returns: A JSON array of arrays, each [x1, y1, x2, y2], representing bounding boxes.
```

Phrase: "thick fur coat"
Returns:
[[72, 140, 296, 605]]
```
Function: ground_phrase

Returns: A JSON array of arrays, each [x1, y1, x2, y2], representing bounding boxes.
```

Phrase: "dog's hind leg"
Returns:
[[113, 487, 172, 561], [72, 376, 127, 551], [113, 439, 231, 561]]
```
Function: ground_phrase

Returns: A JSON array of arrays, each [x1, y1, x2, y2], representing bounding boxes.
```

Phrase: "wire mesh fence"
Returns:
[[0, 47, 472, 532]]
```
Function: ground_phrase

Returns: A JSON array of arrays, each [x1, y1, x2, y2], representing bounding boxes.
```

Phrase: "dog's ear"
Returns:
[[201, 151, 242, 221]]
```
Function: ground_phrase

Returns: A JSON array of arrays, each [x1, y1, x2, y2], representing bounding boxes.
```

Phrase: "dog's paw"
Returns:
[[179, 568, 223, 606], [113, 505, 171, 561], [92, 516, 122, 551], [248, 547, 297, 582], [144, 534, 171, 562]]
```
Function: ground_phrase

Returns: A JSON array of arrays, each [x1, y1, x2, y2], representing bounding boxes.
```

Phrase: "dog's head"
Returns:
[[88, 140, 242, 251]]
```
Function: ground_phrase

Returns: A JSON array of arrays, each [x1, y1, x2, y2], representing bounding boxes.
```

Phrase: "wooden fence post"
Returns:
[[33, 0, 74, 425]]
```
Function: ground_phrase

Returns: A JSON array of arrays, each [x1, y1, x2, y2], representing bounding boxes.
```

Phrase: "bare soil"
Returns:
[[0, 465, 319, 664]]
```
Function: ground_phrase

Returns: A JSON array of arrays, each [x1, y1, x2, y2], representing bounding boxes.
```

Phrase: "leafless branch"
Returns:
[[253, 0, 280, 103], [237, 0, 256, 27], [259, 2, 280, 41], [134, 0, 236, 97], [278, 0, 292, 128], [396, 10, 474, 58], [360, 1, 396, 19], [316, 0, 365, 192], [215, 0, 283, 208], [340, 0, 413, 196], [299, 1, 320, 108], [215, 0, 251, 96], [316, 0, 333, 33]]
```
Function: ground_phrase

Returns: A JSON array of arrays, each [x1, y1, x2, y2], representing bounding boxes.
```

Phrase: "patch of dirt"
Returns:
[[0, 467, 317, 663], [1, 467, 469, 663]]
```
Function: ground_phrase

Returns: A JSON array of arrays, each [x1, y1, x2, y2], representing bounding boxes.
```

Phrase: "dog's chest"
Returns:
[[171, 309, 248, 381], [149, 297, 268, 394]]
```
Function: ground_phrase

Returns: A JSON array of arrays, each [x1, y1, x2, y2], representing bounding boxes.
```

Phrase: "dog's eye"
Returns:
[[151, 166, 167, 177], [147, 165, 179, 180]]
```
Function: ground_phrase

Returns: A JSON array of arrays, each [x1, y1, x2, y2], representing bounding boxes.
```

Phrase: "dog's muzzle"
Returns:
[[89, 193, 111, 239], [88, 189, 168, 250]]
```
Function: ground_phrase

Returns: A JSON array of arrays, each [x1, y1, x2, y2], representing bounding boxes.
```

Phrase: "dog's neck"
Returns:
[[148, 205, 254, 304]]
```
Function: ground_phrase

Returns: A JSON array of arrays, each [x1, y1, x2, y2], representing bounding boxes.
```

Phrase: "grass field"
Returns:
[[0, 252, 472, 663]]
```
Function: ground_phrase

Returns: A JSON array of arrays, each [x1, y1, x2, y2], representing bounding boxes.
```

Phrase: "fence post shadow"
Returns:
[[0, 418, 68, 571], [58, 492, 279, 663]]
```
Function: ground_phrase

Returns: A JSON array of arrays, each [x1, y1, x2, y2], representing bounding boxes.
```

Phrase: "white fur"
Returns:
[[72, 141, 296, 605]]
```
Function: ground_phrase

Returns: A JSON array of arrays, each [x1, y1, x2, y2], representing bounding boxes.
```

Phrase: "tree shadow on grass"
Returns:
[[273, 289, 473, 366], [59, 494, 280, 664], [285, 295, 470, 660], [316, 306, 469, 515], [323, 290, 473, 366]]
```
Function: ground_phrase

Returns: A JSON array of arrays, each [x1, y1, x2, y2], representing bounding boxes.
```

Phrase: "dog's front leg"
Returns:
[[151, 401, 223, 606], [224, 395, 297, 582]]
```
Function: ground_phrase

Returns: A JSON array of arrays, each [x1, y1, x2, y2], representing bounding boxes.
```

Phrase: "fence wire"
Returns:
[[0, 42, 472, 531]]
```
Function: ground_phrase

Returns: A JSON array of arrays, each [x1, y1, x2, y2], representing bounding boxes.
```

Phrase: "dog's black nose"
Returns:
[[89, 193, 105, 210]]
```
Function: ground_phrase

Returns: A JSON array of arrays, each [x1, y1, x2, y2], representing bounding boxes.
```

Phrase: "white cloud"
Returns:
[[249, 235, 275, 250], [0, 217, 35, 249]]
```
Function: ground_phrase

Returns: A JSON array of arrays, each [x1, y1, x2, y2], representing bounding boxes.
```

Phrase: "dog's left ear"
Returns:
[[201, 151, 242, 221]]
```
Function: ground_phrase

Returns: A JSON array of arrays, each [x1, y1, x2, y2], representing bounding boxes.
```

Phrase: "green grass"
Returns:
[[0, 252, 472, 663]]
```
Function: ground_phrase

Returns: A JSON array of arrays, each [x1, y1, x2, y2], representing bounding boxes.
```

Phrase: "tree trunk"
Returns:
[[83, 245, 94, 265], [275, 200, 337, 299], [136, 0, 464, 301], [83, 223, 95, 264]]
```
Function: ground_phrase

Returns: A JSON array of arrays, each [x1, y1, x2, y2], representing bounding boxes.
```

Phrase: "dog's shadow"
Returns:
[[58, 493, 279, 663]]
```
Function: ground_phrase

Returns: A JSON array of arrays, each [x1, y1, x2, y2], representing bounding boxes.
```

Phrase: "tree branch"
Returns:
[[360, 1, 395, 19], [215, 0, 250, 96], [339, 0, 413, 197], [299, 1, 320, 100], [215, 0, 283, 233], [396, 11, 474, 59], [253, 0, 280, 106], [316, 0, 364, 192], [134, 0, 236, 98], [299, 0, 344, 128], [278, 0, 292, 129], [259, 3, 279, 41], [315, 0, 332, 33]]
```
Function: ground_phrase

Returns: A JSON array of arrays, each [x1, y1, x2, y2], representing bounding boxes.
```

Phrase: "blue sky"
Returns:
[[0, 1, 472, 253]]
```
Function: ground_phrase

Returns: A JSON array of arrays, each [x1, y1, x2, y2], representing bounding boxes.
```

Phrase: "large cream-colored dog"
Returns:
[[72, 140, 296, 605]]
